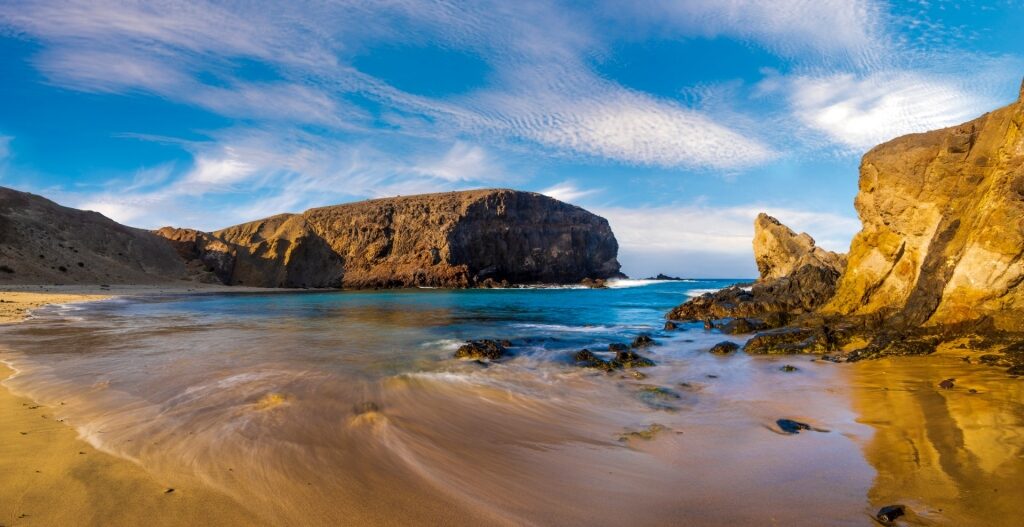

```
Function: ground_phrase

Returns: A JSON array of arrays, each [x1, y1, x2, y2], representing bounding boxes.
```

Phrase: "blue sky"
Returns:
[[1, 1, 1022, 278]]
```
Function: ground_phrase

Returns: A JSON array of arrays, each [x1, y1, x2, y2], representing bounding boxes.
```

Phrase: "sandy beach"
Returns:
[[0, 286, 280, 526]]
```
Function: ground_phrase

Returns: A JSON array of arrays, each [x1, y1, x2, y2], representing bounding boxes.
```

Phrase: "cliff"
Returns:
[[668, 82, 1024, 369], [824, 88, 1024, 332], [0, 187, 188, 284], [166, 189, 622, 288]]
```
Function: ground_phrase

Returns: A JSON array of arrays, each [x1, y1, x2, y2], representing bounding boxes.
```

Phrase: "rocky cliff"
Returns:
[[164, 189, 622, 288], [668, 82, 1024, 370], [0, 187, 188, 284], [823, 87, 1024, 333]]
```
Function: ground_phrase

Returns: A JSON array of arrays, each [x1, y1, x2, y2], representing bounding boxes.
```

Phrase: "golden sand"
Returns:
[[0, 290, 263, 526]]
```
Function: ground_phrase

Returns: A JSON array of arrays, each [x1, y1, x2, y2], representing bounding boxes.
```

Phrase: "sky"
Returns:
[[1, 1, 1022, 278]]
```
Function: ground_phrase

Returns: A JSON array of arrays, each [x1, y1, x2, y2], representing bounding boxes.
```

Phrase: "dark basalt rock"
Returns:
[[631, 334, 655, 348], [776, 419, 812, 434], [455, 339, 507, 360], [938, 378, 956, 389], [876, 504, 906, 523], [663, 320, 678, 331], [573, 349, 613, 371], [608, 343, 629, 352], [780, 364, 799, 372], [709, 341, 739, 354], [611, 350, 656, 369]]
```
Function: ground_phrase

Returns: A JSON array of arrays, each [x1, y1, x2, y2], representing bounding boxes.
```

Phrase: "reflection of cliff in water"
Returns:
[[849, 355, 1024, 525]]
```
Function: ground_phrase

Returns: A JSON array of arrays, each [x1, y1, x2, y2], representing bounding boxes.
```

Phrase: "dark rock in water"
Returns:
[[455, 339, 507, 360], [631, 334, 655, 348], [663, 320, 678, 331], [573, 349, 613, 371], [744, 327, 822, 354], [938, 378, 956, 389], [1008, 364, 1024, 375], [618, 423, 668, 442], [776, 419, 812, 434], [612, 350, 656, 369], [580, 277, 608, 288], [608, 343, 629, 352], [709, 341, 739, 354], [780, 364, 799, 372], [876, 504, 906, 523], [703, 318, 714, 330], [719, 317, 769, 335], [637, 385, 682, 411]]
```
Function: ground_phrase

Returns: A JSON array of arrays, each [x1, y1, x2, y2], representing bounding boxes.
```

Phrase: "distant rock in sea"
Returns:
[[0, 187, 622, 289]]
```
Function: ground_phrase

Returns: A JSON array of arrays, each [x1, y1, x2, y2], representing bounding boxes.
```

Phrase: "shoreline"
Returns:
[[0, 286, 270, 526]]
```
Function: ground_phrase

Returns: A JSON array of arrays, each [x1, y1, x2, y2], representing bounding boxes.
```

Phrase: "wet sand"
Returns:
[[0, 363, 261, 526], [0, 288, 1022, 526], [0, 287, 284, 526]]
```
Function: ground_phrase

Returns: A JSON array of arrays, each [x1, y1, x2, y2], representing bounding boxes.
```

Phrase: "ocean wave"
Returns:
[[512, 323, 618, 333], [419, 338, 464, 351], [685, 288, 721, 297]]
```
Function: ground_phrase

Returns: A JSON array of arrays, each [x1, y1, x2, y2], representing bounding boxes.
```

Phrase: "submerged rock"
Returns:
[[455, 339, 507, 360], [618, 423, 669, 442], [939, 378, 956, 390], [708, 341, 739, 354], [573, 349, 613, 371], [663, 320, 678, 331], [631, 334, 655, 348], [608, 343, 629, 352], [612, 350, 656, 369]]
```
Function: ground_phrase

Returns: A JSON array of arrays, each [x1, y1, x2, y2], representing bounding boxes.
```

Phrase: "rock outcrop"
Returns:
[[0, 187, 188, 284], [669, 81, 1024, 369], [823, 88, 1024, 333], [667, 214, 845, 329], [167, 189, 623, 288], [753, 213, 845, 280]]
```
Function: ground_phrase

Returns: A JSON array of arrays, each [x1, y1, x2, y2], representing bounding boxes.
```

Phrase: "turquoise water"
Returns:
[[5, 280, 1018, 526]]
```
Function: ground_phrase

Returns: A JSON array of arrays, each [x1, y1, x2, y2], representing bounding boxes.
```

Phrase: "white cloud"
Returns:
[[604, 0, 888, 67], [600, 204, 859, 255], [599, 203, 861, 278], [539, 182, 599, 204], [0, 0, 777, 172], [776, 70, 1008, 151], [413, 142, 505, 182]]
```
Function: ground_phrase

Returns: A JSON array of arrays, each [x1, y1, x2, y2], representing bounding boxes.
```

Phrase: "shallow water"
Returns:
[[1, 280, 1021, 526]]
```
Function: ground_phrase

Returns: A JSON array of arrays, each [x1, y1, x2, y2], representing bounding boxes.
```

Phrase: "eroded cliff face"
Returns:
[[824, 89, 1024, 332], [181, 189, 621, 288]]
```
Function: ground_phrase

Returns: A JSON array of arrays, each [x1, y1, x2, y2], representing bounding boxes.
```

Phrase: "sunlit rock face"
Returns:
[[824, 89, 1024, 331], [202, 189, 622, 288], [753, 213, 845, 281]]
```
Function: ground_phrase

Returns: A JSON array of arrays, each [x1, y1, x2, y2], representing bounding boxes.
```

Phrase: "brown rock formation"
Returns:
[[667, 214, 845, 329], [0, 187, 188, 284], [672, 83, 1024, 368], [753, 213, 845, 280], [822, 89, 1024, 334], [154, 227, 236, 284], [163, 189, 622, 288]]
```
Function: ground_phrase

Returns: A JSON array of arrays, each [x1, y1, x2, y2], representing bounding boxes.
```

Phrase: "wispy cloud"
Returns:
[[0, 135, 11, 160], [764, 63, 1023, 152], [539, 182, 600, 203]]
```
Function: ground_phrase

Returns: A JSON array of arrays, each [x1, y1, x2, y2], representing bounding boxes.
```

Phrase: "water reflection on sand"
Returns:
[[0, 288, 1021, 526]]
